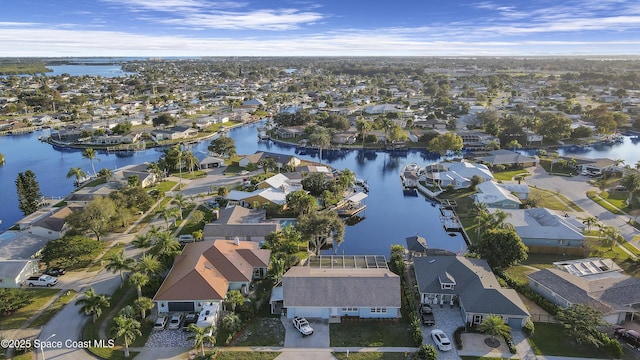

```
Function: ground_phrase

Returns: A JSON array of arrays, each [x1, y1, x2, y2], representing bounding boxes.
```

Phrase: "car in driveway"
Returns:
[[419, 303, 435, 326], [44, 267, 66, 276], [182, 312, 199, 331], [615, 327, 640, 349], [431, 329, 452, 351], [177, 234, 195, 244], [167, 314, 183, 330], [154, 316, 168, 331], [292, 316, 314, 336]]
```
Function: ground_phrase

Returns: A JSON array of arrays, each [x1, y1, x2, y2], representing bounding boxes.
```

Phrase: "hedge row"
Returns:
[[497, 272, 560, 316]]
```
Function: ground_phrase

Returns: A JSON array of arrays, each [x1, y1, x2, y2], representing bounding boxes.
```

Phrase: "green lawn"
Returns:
[[528, 323, 612, 358], [530, 188, 571, 211], [216, 352, 280, 360], [587, 191, 625, 215], [493, 169, 529, 181], [30, 289, 78, 327], [504, 265, 536, 284], [334, 353, 412, 360], [330, 321, 414, 347], [522, 253, 581, 268], [232, 318, 285, 346], [0, 289, 60, 330], [87, 242, 126, 272]]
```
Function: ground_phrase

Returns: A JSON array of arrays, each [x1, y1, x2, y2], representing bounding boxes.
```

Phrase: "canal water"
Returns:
[[2, 122, 639, 256]]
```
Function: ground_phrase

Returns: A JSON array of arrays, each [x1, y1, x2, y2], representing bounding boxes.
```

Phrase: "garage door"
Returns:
[[293, 307, 325, 319], [168, 302, 195, 312]]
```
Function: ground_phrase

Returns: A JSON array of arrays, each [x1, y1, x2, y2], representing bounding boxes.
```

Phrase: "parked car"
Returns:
[[292, 316, 314, 336], [178, 234, 195, 244], [615, 327, 640, 349], [44, 267, 66, 276], [419, 303, 435, 325], [154, 316, 168, 331], [182, 312, 199, 331], [167, 314, 183, 330], [431, 329, 452, 351], [26, 275, 57, 287]]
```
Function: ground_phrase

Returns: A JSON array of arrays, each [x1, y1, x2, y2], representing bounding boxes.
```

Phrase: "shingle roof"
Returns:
[[282, 266, 400, 308], [498, 208, 585, 241]]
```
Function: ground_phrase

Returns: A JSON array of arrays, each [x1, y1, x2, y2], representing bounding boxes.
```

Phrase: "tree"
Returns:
[[285, 190, 316, 216], [0, 289, 34, 315], [582, 216, 598, 232], [507, 139, 522, 151], [258, 157, 277, 173], [111, 315, 141, 358], [208, 136, 236, 158], [132, 233, 152, 256], [133, 297, 154, 319], [477, 315, 511, 346], [620, 173, 640, 208], [296, 211, 345, 255], [225, 289, 245, 312], [157, 205, 180, 230], [152, 112, 176, 127], [66, 167, 88, 186], [309, 126, 331, 164], [82, 148, 100, 176], [135, 254, 163, 277], [75, 287, 110, 323], [172, 193, 191, 220], [301, 172, 331, 196], [222, 313, 243, 333], [356, 118, 372, 147], [16, 170, 43, 216], [150, 231, 181, 266], [65, 196, 117, 241], [537, 112, 572, 142], [105, 249, 134, 288], [41, 236, 105, 267], [468, 228, 528, 270], [556, 304, 609, 347], [97, 167, 113, 180], [427, 132, 463, 156], [187, 323, 216, 357], [129, 272, 150, 299]]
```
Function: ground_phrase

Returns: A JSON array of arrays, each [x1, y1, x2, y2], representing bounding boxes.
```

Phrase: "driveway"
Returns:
[[422, 305, 464, 360], [283, 316, 330, 348]]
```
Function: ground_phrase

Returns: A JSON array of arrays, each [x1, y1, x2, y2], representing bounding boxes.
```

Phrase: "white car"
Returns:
[[431, 329, 452, 351], [292, 316, 314, 336], [154, 316, 168, 331], [167, 314, 183, 330]]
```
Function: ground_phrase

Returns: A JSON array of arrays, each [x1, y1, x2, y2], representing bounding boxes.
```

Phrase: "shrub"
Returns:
[[603, 337, 623, 359], [523, 318, 535, 337], [504, 333, 517, 354], [453, 326, 465, 350], [497, 272, 559, 316], [418, 344, 438, 360]]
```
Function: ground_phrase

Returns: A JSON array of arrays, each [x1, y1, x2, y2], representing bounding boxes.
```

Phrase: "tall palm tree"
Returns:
[[82, 148, 100, 176], [620, 173, 640, 209], [129, 272, 149, 299], [111, 315, 142, 358], [183, 151, 199, 175], [477, 315, 511, 344], [157, 206, 180, 230], [133, 297, 154, 319], [309, 126, 331, 164], [135, 254, 163, 277], [105, 249, 134, 288], [187, 324, 216, 357], [151, 231, 181, 257], [97, 167, 113, 180], [132, 233, 152, 256], [172, 193, 191, 220], [66, 167, 87, 186], [75, 287, 110, 323], [356, 118, 372, 147], [581, 216, 598, 232]]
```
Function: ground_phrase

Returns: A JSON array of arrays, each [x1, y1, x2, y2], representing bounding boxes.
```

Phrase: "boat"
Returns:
[[403, 163, 420, 172], [354, 178, 369, 193]]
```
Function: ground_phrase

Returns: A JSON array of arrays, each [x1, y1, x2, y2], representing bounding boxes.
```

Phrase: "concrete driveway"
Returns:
[[422, 305, 464, 360], [283, 317, 330, 348]]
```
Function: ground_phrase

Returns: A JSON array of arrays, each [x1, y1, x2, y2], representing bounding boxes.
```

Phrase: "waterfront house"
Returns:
[[150, 125, 198, 141], [528, 258, 640, 325], [15, 206, 73, 240], [497, 208, 586, 254], [0, 260, 40, 288], [202, 206, 280, 242], [424, 160, 494, 189], [199, 156, 225, 169], [237, 151, 302, 170], [475, 181, 522, 209], [275, 126, 305, 139], [474, 149, 538, 168], [281, 255, 401, 321], [413, 255, 530, 329], [154, 238, 270, 313]]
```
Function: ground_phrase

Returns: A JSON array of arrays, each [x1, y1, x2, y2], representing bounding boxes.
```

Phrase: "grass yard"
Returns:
[[232, 318, 285, 346], [528, 323, 611, 358], [86, 348, 139, 360], [330, 321, 414, 347], [493, 169, 529, 181], [87, 242, 125, 272], [522, 253, 582, 268], [216, 352, 280, 360], [529, 188, 582, 212], [587, 191, 625, 215], [30, 289, 78, 327], [504, 265, 536, 284], [334, 352, 412, 360], [0, 288, 60, 330]]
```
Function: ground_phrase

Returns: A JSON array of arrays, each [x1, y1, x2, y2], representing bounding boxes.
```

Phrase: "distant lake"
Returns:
[[45, 64, 136, 78]]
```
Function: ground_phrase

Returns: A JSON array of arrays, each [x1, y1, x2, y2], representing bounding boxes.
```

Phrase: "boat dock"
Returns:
[[333, 191, 368, 217]]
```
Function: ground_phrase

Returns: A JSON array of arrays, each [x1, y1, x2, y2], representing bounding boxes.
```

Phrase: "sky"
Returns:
[[3, 0, 640, 57]]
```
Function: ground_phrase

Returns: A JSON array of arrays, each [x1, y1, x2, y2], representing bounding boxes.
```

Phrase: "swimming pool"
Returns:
[[0, 231, 17, 241], [279, 219, 296, 228]]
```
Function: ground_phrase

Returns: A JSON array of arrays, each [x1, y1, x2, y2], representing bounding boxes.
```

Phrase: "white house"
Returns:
[[0, 260, 39, 288]]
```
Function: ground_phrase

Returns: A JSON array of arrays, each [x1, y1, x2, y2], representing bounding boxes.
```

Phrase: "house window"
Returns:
[[342, 307, 357, 312], [441, 284, 454, 290], [371, 308, 387, 313], [473, 314, 483, 324], [558, 239, 568, 246]]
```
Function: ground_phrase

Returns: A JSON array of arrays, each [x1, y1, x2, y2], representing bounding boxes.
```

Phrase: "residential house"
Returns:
[[238, 151, 302, 170], [458, 131, 500, 150], [475, 181, 522, 209], [154, 238, 270, 313], [414, 255, 530, 329], [424, 161, 494, 189], [203, 206, 280, 242], [275, 126, 306, 139], [474, 149, 538, 168], [499, 183, 530, 200], [113, 163, 157, 188], [363, 104, 401, 114], [65, 182, 121, 206], [0, 260, 39, 288], [151, 125, 198, 141], [280, 255, 401, 321], [497, 208, 586, 254], [568, 156, 618, 174], [405, 235, 457, 260], [16, 206, 73, 240], [528, 258, 640, 324], [199, 156, 225, 169]]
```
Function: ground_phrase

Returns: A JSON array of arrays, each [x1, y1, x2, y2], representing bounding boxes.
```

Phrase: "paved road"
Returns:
[[526, 165, 640, 248]]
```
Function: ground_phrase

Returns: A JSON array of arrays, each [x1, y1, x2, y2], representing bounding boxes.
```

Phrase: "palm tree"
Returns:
[[269, 257, 286, 286], [620, 173, 640, 209], [187, 323, 216, 357], [66, 167, 87, 186], [105, 249, 134, 288], [111, 315, 141, 358], [133, 297, 154, 319], [224, 289, 245, 312], [309, 126, 331, 164], [75, 287, 110, 323], [581, 216, 598, 233], [183, 151, 199, 175], [129, 272, 150, 299], [356, 118, 372, 147], [97, 167, 113, 180], [135, 254, 163, 277], [151, 231, 181, 264], [82, 148, 100, 176], [157, 206, 180, 230], [477, 315, 511, 346], [172, 193, 191, 220], [132, 233, 152, 256]]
